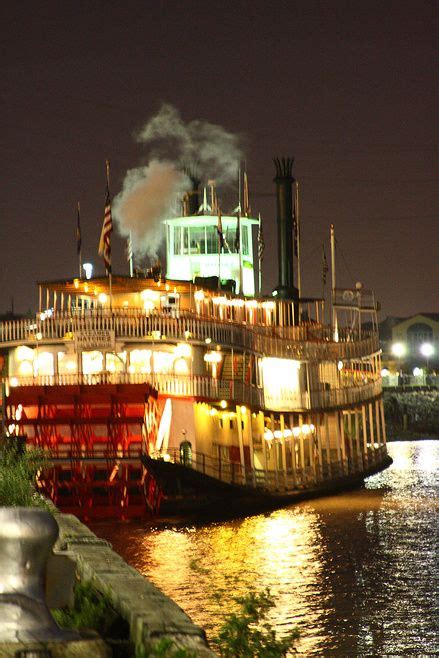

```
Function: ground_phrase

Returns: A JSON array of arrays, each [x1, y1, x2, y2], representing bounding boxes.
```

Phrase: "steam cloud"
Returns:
[[112, 104, 244, 262]]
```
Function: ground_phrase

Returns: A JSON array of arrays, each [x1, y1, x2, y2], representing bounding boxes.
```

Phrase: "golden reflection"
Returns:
[[132, 508, 325, 655], [94, 441, 438, 657]]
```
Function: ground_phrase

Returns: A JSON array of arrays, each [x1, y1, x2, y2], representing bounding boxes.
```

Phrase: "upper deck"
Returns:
[[0, 275, 382, 413]]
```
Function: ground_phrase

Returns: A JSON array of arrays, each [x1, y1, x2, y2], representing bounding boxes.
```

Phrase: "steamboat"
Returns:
[[0, 159, 390, 520]]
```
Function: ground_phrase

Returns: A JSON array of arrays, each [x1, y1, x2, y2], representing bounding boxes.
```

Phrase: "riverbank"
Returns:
[[387, 431, 439, 440], [53, 511, 215, 656], [383, 388, 439, 438]]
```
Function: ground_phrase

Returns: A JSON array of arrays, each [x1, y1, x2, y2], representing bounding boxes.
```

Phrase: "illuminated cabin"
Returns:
[[164, 207, 259, 296], [0, 161, 390, 518]]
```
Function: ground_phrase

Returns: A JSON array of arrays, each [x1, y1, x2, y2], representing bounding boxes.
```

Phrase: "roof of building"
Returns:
[[417, 313, 439, 321]]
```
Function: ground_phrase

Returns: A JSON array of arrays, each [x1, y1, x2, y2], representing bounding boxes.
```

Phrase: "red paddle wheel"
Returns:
[[5, 382, 162, 519]]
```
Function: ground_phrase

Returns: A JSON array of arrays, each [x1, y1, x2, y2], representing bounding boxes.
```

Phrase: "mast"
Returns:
[[295, 181, 302, 299], [77, 201, 82, 279], [330, 223, 338, 341], [106, 159, 113, 311], [127, 234, 134, 277]]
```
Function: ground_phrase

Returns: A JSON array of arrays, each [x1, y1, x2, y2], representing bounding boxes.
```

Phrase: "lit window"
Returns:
[[34, 351, 54, 377], [153, 350, 175, 374], [58, 352, 77, 375], [82, 351, 103, 375], [174, 358, 189, 375], [18, 361, 33, 377], [106, 352, 126, 373], [129, 349, 152, 374]]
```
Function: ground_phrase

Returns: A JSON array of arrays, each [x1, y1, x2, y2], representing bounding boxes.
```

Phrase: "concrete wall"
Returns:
[[52, 512, 215, 656]]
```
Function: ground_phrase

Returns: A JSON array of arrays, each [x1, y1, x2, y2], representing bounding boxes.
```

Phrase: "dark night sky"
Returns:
[[1, 0, 437, 317]]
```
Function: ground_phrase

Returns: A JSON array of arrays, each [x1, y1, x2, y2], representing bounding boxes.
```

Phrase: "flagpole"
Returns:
[[106, 159, 113, 311], [258, 213, 263, 297], [330, 223, 338, 341], [218, 228, 221, 291], [238, 161, 242, 210], [217, 207, 223, 290], [238, 209, 243, 295], [321, 243, 326, 323], [77, 201, 82, 279], [128, 234, 134, 277], [296, 181, 302, 299], [258, 259, 262, 297]]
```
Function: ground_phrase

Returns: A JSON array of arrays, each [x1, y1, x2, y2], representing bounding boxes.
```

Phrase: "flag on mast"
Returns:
[[257, 214, 265, 263], [322, 244, 329, 286], [76, 202, 82, 255], [126, 235, 133, 262], [99, 186, 113, 274], [217, 208, 224, 250], [234, 208, 241, 253]]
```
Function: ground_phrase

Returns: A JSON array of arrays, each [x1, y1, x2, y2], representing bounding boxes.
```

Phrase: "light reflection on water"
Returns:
[[93, 441, 438, 656]]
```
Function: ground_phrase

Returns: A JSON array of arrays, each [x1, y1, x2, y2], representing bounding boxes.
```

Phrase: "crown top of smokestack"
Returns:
[[273, 157, 294, 179]]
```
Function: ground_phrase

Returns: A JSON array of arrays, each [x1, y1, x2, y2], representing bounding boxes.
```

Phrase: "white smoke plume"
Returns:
[[113, 104, 244, 262], [113, 160, 188, 261]]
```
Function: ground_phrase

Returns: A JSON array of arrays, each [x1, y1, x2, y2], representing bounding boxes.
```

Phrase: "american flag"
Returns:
[[257, 215, 264, 262], [99, 189, 112, 273], [293, 206, 298, 257], [126, 234, 133, 262], [322, 244, 329, 286], [217, 208, 225, 250]]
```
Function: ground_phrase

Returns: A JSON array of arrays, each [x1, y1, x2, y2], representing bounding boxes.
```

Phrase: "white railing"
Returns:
[[5, 372, 265, 408], [5, 372, 381, 411], [165, 445, 389, 492], [0, 309, 379, 362], [309, 379, 382, 409]]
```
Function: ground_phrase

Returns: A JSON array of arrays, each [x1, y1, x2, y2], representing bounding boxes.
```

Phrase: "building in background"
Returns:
[[380, 313, 439, 386]]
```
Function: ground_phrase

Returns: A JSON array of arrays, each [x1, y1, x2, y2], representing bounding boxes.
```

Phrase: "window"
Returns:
[[106, 352, 126, 374], [82, 351, 103, 375], [407, 323, 433, 349], [242, 226, 249, 256], [189, 227, 206, 254], [206, 225, 218, 254], [34, 351, 54, 377], [173, 227, 183, 255]]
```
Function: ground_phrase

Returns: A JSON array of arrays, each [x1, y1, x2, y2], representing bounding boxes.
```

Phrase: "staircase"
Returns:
[[220, 353, 252, 383]]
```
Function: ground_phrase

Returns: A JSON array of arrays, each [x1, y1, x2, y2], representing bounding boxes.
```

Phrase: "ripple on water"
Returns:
[[92, 440, 439, 656]]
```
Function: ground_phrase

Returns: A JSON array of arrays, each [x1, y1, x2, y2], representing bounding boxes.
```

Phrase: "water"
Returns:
[[93, 441, 438, 656]]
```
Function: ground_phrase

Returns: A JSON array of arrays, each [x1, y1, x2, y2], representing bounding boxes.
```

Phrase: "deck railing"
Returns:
[[0, 309, 379, 361], [309, 379, 382, 409], [6, 371, 381, 411], [164, 445, 389, 492]]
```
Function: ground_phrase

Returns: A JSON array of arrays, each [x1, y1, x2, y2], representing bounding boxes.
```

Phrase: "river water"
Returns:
[[93, 441, 438, 656]]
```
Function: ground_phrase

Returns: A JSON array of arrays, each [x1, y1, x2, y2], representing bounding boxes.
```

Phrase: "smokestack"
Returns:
[[273, 157, 298, 300], [183, 169, 200, 216]]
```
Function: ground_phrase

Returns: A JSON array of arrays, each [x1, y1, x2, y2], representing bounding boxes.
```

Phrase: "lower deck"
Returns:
[[3, 382, 389, 519]]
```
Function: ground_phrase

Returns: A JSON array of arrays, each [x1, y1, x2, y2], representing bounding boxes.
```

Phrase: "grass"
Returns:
[[0, 443, 49, 507], [211, 588, 299, 657], [51, 580, 118, 634]]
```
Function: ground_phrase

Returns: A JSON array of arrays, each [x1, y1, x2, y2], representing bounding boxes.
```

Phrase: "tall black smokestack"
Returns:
[[273, 157, 298, 299]]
